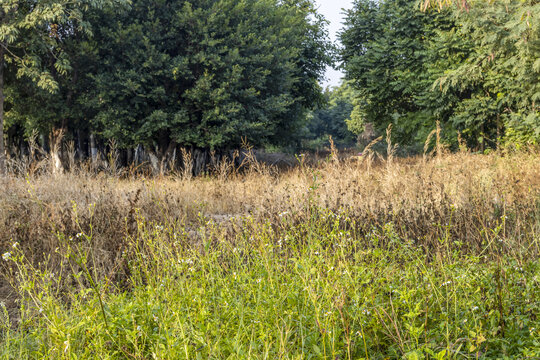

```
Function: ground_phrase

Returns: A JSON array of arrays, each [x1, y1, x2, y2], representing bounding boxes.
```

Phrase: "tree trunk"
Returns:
[[134, 145, 142, 165], [159, 141, 177, 174], [89, 133, 98, 168], [76, 129, 83, 160], [50, 128, 64, 175], [126, 148, 133, 166], [147, 147, 160, 175], [0, 45, 6, 175], [193, 149, 208, 176]]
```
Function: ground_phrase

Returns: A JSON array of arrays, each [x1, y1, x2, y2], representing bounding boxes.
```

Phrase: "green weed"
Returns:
[[1, 207, 538, 359]]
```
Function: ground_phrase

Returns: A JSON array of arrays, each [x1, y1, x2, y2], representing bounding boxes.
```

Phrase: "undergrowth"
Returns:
[[0, 150, 539, 358], [1, 205, 539, 359]]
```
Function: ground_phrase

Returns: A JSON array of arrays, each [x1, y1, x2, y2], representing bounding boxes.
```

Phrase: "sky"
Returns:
[[314, 0, 355, 88]]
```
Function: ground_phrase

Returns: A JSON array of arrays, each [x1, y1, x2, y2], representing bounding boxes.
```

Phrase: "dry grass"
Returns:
[[0, 150, 539, 340], [1, 150, 539, 260]]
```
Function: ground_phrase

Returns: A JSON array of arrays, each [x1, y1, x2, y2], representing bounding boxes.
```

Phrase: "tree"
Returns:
[[340, 0, 539, 149], [430, 0, 540, 147], [340, 0, 448, 146], [304, 82, 356, 150], [83, 0, 332, 162], [0, 0, 123, 174]]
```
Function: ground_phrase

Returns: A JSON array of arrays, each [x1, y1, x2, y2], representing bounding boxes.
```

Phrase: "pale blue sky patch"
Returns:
[[314, 0, 354, 89]]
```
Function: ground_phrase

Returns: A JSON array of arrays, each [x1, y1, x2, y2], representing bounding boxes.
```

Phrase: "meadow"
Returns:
[[0, 148, 539, 359]]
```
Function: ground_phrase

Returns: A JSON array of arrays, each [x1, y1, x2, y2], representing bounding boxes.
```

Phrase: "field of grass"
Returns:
[[0, 150, 539, 359]]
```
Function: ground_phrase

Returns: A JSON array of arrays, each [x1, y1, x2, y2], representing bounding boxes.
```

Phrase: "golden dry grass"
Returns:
[[0, 150, 539, 333], [1, 150, 539, 259]]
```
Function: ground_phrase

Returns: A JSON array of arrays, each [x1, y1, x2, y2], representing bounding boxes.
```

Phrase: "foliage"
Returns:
[[96, 0, 331, 151], [431, 0, 540, 147], [1, 151, 539, 358], [340, 0, 444, 146], [1, 205, 539, 359], [3, 0, 332, 155], [0, 0, 126, 174], [340, 0, 540, 149], [0, 0, 127, 92], [303, 82, 356, 150]]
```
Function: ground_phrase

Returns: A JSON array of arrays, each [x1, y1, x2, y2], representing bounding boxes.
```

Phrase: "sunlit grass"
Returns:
[[1, 151, 539, 358], [1, 206, 539, 359]]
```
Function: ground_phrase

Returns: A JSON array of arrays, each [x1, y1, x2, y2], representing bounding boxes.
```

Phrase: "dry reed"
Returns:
[[1, 150, 539, 322]]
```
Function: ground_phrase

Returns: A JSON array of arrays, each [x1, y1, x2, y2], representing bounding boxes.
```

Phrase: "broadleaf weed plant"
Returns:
[[1, 203, 538, 359]]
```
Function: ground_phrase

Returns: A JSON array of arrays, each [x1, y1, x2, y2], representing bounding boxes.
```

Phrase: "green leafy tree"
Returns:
[[86, 0, 332, 157], [0, 0, 124, 174], [430, 0, 540, 147], [340, 0, 448, 146], [304, 82, 356, 149], [341, 0, 539, 150]]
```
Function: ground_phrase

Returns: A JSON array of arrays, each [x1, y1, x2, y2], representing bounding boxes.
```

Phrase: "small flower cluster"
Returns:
[[361, 308, 371, 316], [2, 242, 19, 262]]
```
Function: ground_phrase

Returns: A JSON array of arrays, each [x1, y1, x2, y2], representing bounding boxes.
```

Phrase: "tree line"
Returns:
[[0, 0, 333, 174], [340, 0, 539, 151], [1, 0, 539, 175]]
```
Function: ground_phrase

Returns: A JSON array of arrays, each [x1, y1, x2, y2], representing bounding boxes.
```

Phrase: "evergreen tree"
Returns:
[[0, 0, 124, 174], [86, 0, 332, 155]]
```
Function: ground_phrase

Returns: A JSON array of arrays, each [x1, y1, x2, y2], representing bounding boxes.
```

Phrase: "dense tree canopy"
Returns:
[[341, 0, 540, 149], [89, 0, 332, 152], [303, 82, 356, 150], [0, 0, 126, 174], [2, 0, 333, 173], [2, 0, 538, 174]]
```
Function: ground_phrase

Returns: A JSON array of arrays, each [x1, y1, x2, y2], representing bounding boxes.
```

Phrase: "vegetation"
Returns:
[[1, 148, 539, 358], [1, 0, 539, 358], [3, 0, 538, 168], [1, 0, 332, 174], [303, 83, 357, 150], [340, 0, 540, 149], [0, 0, 126, 174]]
